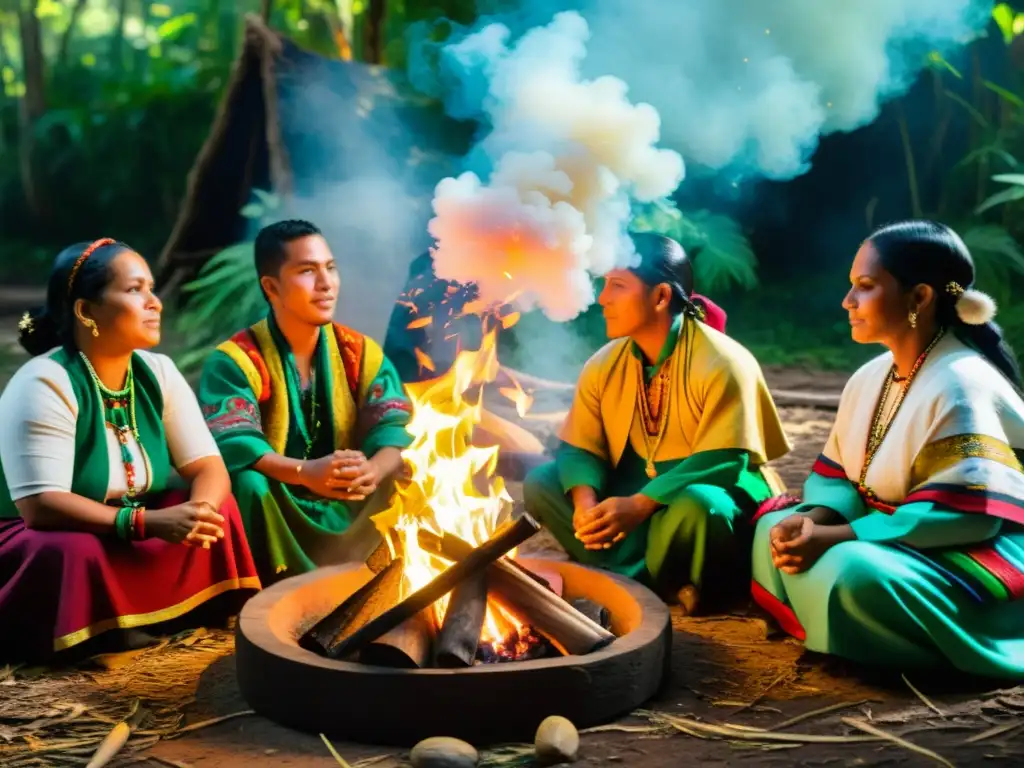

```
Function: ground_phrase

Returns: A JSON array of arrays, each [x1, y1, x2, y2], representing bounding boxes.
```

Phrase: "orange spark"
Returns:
[[414, 348, 436, 373], [407, 317, 433, 330]]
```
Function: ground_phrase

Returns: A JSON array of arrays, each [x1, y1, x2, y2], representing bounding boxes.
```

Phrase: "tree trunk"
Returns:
[[109, 0, 129, 72], [362, 0, 385, 64], [58, 0, 89, 66], [134, 0, 153, 78], [17, 0, 48, 223]]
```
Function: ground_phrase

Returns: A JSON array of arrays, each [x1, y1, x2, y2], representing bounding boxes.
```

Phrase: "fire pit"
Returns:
[[235, 556, 671, 746], [234, 315, 669, 745]]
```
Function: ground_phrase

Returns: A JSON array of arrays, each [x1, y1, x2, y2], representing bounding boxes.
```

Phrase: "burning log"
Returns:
[[433, 572, 488, 668], [418, 530, 615, 656], [365, 538, 393, 574], [300, 558, 403, 656], [361, 609, 436, 668], [325, 514, 542, 660]]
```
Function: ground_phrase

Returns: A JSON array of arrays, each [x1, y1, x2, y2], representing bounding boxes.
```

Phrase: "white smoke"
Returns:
[[426, 11, 685, 322], [571, 0, 989, 179]]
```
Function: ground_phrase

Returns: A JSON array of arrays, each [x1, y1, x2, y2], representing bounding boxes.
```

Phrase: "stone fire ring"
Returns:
[[236, 558, 672, 747]]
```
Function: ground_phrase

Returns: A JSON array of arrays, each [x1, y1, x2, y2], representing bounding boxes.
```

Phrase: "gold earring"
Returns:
[[84, 319, 99, 338], [908, 311, 918, 329]]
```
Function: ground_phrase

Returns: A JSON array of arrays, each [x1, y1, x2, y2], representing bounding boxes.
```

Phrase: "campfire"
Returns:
[[300, 312, 616, 668]]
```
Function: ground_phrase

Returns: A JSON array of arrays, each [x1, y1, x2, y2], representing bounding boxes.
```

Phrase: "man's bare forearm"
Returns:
[[569, 485, 599, 510], [369, 446, 404, 479], [254, 452, 306, 486]]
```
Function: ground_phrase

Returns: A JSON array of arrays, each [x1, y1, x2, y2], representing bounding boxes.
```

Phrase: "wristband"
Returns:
[[134, 506, 146, 540], [114, 506, 133, 540]]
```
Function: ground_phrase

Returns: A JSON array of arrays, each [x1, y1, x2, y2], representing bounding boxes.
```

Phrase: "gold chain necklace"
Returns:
[[636, 354, 674, 479], [859, 328, 945, 489]]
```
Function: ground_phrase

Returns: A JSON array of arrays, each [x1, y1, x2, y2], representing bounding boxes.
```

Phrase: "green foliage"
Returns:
[[630, 200, 759, 293], [958, 223, 1024, 287], [976, 173, 1024, 214], [0, 0, 252, 277], [173, 190, 281, 372], [991, 3, 1024, 45], [175, 241, 262, 372]]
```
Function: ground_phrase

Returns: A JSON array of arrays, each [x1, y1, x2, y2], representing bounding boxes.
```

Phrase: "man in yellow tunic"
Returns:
[[524, 234, 790, 612], [198, 220, 412, 583]]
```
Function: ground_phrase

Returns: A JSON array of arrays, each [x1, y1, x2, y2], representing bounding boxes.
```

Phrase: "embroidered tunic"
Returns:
[[198, 314, 412, 581], [752, 334, 1024, 677], [0, 348, 259, 658], [525, 313, 791, 601]]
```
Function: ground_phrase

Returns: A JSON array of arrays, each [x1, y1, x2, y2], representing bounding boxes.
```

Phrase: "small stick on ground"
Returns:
[[726, 670, 792, 717], [964, 721, 1024, 744], [842, 717, 955, 767], [320, 734, 353, 767], [902, 674, 944, 717], [768, 699, 870, 731], [167, 710, 255, 738]]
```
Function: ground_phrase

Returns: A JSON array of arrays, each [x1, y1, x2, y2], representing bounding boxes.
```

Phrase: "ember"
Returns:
[[477, 626, 558, 664]]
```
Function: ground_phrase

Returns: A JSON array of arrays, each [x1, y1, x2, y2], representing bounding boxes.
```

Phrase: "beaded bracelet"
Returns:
[[114, 505, 147, 540], [114, 506, 134, 540], [134, 506, 146, 540]]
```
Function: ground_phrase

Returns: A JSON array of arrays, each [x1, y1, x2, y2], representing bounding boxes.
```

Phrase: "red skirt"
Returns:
[[0, 491, 261, 660]]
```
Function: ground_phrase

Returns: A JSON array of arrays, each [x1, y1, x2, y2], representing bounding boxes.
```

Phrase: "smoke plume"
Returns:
[[412, 0, 988, 325], [567, 0, 990, 180], [425, 11, 685, 322]]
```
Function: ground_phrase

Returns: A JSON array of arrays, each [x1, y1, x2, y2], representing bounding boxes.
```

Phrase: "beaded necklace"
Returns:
[[79, 352, 144, 507], [297, 361, 322, 460], [635, 348, 676, 480], [857, 329, 945, 499]]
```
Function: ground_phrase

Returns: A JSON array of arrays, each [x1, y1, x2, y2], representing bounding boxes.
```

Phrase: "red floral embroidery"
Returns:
[[204, 397, 262, 434], [230, 329, 271, 402], [332, 323, 364, 394]]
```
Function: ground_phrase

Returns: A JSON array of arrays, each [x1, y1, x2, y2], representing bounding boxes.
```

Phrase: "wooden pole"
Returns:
[[300, 557, 403, 656], [432, 572, 488, 668]]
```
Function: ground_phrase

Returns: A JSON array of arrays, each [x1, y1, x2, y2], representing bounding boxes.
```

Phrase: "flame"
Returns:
[[414, 347, 436, 374], [500, 311, 521, 330], [498, 368, 534, 418], [373, 318, 528, 646]]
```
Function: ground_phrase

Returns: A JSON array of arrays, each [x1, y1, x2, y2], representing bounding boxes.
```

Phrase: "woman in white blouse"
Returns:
[[752, 221, 1024, 679], [0, 238, 260, 662]]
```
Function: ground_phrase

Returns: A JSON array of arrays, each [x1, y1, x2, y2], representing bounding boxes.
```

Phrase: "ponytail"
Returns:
[[952, 320, 1023, 393], [17, 307, 61, 357]]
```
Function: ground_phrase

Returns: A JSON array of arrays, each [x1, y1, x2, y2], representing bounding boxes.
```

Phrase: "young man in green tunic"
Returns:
[[524, 233, 791, 613], [198, 220, 412, 582]]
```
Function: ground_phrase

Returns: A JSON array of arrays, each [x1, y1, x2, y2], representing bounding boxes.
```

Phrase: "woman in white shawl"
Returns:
[[752, 220, 1024, 679]]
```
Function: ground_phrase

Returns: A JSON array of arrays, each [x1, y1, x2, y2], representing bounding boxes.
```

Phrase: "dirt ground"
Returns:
[[1, 332, 1022, 766]]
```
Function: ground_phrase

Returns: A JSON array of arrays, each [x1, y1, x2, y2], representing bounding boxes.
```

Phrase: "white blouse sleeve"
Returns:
[[0, 358, 77, 500], [145, 352, 221, 468]]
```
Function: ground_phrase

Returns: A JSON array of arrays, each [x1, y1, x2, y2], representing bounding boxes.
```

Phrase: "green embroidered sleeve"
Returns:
[[850, 502, 1003, 547], [797, 472, 869, 522], [358, 353, 414, 457], [556, 442, 609, 495], [198, 350, 274, 474], [639, 448, 766, 506]]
